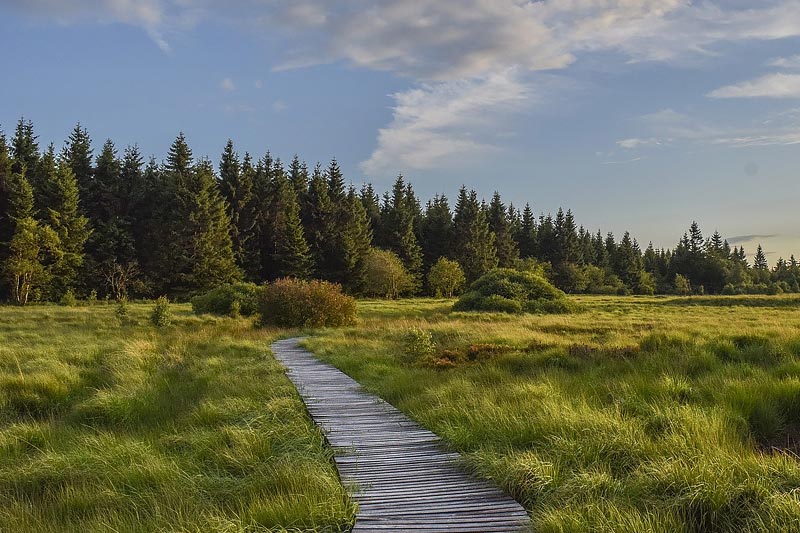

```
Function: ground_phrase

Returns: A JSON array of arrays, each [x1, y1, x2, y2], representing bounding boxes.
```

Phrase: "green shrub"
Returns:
[[257, 278, 356, 328], [427, 257, 466, 297], [190, 283, 259, 317], [87, 289, 98, 305], [60, 289, 77, 307], [150, 296, 172, 328], [115, 297, 130, 324], [402, 327, 436, 363], [454, 268, 575, 314]]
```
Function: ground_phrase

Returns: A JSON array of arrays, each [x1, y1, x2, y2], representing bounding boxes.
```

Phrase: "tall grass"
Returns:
[[0, 304, 354, 532], [306, 295, 800, 532]]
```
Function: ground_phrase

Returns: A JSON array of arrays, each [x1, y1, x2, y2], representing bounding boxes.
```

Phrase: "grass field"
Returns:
[[0, 303, 354, 533], [305, 295, 800, 532]]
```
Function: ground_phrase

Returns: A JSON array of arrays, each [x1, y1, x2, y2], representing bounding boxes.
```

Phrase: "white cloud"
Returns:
[[272, 100, 288, 112], [617, 138, 662, 149], [768, 55, 800, 69], [254, 79, 263, 89], [221, 77, 236, 91], [6, 0, 170, 50], [708, 73, 800, 99], [360, 69, 530, 175], [616, 106, 800, 149]]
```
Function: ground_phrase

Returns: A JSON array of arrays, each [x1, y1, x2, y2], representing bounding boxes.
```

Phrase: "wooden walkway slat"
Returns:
[[272, 338, 530, 532]]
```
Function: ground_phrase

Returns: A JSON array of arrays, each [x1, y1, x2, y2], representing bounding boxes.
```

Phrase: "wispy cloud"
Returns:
[[727, 234, 778, 245], [708, 73, 800, 99], [360, 69, 530, 175], [768, 55, 800, 69], [221, 77, 235, 91], [617, 106, 800, 150]]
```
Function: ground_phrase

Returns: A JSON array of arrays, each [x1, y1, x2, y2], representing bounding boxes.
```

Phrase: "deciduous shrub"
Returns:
[[190, 282, 259, 317], [150, 296, 172, 328], [363, 248, 415, 299], [60, 289, 77, 307], [258, 278, 356, 328], [427, 257, 466, 297], [402, 327, 436, 363], [453, 268, 576, 314]]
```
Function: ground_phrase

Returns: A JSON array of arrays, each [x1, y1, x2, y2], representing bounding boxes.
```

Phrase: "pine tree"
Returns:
[[0, 131, 14, 299], [340, 188, 373, 292], [517, 204, 537, 258], [326, 158, 346, 204], [183, 159, 242, 290], [288, 155, 309, 201], [452, 187, 497, 283], [380, 176, 423, 290], [10, 118, 39, 182], [754, 244, 768, 270], [63, 123, 94, 217], [303, 163, 335, 280], [86, 140, 136, 294], [360, 183, 382, 238], [264, 165, 312, 280], [41, 153, 90, 298], [420, 194, 453, 269], [219, 140, 256, 270], [614, 231, 643, 289], [487, 192, 519, 267]]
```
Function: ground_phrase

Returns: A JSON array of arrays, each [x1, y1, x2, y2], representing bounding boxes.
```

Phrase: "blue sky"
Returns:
[[1, 1, 799, 263]]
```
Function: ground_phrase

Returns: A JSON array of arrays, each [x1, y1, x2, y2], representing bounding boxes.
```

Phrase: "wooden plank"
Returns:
[[272, 338, 531, 532]]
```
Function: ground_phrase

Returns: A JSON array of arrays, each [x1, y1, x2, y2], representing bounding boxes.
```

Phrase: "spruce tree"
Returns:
[[340, 187, 373, 292], [360, 183, 382, 239], [517, 204, 537, 258], [184, 159, 242, 290], [0, 132, 14, 297], [303, 163, 335, 279], [264, 164, 312, 280], [754, 244, 768, 270], [452, 187, 497, 283], [63, 123, 94, 216], [87, 140, 136, 294], [487, 192, 519, 267], [380, 175, 423, 290], [420, 194, 453, 269], [288, 155, 309, 201], [10, 118, 39, 182], [41, 153, 90, 298], [219, 140, 256, 270]]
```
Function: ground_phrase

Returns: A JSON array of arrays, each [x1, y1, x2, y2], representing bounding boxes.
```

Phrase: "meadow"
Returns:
[[0, 303, 354, 533], [304, 295, 800, 532]]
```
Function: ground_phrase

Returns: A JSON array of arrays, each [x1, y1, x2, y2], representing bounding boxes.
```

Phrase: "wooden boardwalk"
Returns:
[[271, 338, 530, 533]]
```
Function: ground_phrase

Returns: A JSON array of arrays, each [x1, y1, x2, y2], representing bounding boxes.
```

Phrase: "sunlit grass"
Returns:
[[0, 303, 354, 533], [306, 294, 800, 532]]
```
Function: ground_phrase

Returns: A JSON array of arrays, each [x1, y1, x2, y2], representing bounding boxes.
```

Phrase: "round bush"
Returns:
[[453, 268, 576, 314], [257, 278, 357, 328], [190, 283, 259, 317]]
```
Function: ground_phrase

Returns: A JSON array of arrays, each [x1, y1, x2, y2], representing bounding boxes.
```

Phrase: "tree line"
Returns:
[[0, 119, 797, 304]]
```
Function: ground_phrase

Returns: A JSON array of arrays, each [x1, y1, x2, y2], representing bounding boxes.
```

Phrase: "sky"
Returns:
[[1, 0, 799, 263]]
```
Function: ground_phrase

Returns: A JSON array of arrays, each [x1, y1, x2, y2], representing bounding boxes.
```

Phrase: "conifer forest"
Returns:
[[1, 119, 794, 305]]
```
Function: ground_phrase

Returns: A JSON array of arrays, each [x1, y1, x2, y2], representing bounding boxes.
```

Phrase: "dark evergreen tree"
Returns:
[[420, 194, 453, 269], [516, 204, 537, 258], [340, 187, 373, 292], [288, 155, 309, 201], [754, 244, 768, 270], [184, 159, 241, 290], [487, 192, 519, 267], [360, 183, 382, 238], [63, 123, 94, 217], [380, 175, 423, 290], [41, 152, 90, 298], [264, 166, 312, 280], [303, 163, 335, 280], [10, 118, 39, 182], [219, 140, 256, 271], [452, 187, 497, 283]]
